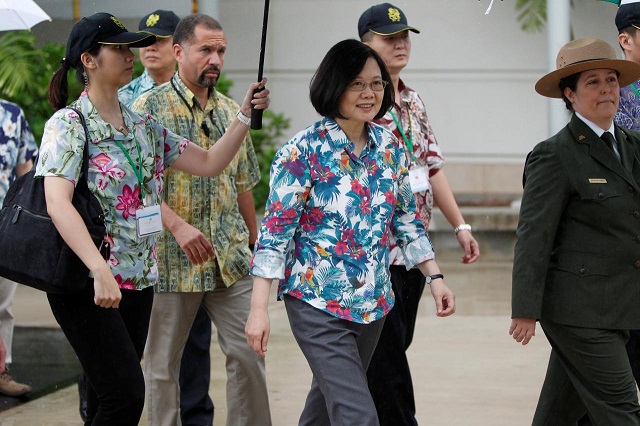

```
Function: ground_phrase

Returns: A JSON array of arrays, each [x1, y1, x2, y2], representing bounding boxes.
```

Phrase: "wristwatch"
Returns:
[[426, 273, 444, 284]]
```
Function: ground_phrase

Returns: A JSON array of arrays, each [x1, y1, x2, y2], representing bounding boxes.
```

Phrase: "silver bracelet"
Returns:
[[454, 224, 472, 235], [236, 109, 251, 126]]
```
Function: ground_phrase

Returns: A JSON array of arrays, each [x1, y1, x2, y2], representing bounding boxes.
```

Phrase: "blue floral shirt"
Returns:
[[615, 79, 640, 131], [251, 118, 435, 324], [0, 100, 37, 203], [35, 93, 188, 290], [118, 69, 157, 108]]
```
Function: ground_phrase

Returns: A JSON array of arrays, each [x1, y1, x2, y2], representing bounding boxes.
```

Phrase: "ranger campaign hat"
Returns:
[[139, 10, 180, 37], [535, 37, 640, 98]]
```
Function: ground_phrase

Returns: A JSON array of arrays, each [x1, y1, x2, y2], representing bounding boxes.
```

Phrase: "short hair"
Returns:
[[559, 72, 581, 112], [619, 25, 638, 54], [309, 39, 394, 120], [360, 31, 373, 43], [173, 13, 223, 46]]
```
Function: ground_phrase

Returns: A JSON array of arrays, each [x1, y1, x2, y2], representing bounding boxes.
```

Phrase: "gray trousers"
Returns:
[[284, 295, 385, 426], [144, 275, 271, 426], [534, 320, 640, 426]]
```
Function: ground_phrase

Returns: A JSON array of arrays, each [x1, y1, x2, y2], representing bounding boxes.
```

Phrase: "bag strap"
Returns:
[[66, 107, 91, 182]]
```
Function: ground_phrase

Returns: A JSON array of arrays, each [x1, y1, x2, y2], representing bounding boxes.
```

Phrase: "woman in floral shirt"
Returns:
[[245, 39, 454, 425], [36, 13, 268, 426]]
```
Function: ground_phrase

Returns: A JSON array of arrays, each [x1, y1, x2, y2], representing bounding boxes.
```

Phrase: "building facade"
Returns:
[[31, 0, 620, 199]]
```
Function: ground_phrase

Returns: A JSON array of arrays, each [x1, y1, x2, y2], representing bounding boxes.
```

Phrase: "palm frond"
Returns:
[[515, 0, 547, 33], [0, 32, 41, 97]]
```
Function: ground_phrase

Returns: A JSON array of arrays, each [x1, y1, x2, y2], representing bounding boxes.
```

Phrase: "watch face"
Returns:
[[426, 275, 432, 284]]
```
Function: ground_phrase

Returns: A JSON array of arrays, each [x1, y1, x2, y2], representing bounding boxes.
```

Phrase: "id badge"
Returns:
[[136, 204, 163, 238], [408, 166, 430, 193]]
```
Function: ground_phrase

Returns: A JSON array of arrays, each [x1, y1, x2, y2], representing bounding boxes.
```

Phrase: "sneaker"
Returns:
[[0, 370, 31, 397]]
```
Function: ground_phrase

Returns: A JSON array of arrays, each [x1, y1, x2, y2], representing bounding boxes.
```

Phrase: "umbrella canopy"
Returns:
[[0, 0, 51, 32]]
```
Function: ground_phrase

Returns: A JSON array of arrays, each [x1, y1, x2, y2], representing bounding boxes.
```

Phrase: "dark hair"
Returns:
[[173, 14, 223, 46], [309, 39, 394, 120], [559, 69, 620, 112], [360, 31, 373, 43], [558, 72, 581, 112], [48, 44, 101, 111]]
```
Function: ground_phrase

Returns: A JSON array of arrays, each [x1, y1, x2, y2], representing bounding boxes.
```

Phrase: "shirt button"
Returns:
[[598, 192, 605, 199], [629, 186, 635, 193], [579, 267, 586, 275], [634, 261, 640, 269], [635, 211, 640, 219], [636, 236, 640, 244]]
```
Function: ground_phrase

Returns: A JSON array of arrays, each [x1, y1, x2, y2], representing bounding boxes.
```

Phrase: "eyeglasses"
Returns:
[[348, 80, 388, 92]]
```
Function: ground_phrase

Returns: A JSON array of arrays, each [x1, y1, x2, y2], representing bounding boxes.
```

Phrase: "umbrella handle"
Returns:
[[251, 0, 270, 130], [250, 88, 265, 130]]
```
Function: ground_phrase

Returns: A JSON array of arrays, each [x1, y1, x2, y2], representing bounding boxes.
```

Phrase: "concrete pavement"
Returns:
[[0, 257, 551, 426]]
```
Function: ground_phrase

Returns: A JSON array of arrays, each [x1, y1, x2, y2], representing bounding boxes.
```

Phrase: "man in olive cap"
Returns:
[[358, 3, 480, 425], [119, 9, 180, 106]]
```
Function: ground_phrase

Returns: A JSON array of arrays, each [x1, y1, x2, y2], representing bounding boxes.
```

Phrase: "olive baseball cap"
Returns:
[[139, 10, 180, 37], [358, 3, 420, 38]]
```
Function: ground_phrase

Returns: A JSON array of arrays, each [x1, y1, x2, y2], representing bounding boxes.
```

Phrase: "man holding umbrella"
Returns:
[[133, 13, 271, 426]]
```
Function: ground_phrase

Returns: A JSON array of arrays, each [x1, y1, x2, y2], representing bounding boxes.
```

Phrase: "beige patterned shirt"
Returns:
[[132, 73, 260, 292]]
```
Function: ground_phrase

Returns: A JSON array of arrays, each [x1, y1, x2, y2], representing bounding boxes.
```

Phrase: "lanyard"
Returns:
[[632, 82, 640, 100], [115, 137, 145, 200], [389, 108, 415, 161], [170, 77, 226, 141]]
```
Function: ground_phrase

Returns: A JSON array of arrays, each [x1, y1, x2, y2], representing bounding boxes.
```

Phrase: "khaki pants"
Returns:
[[0, 278, 17, 364], [144, 275, 271, 426]]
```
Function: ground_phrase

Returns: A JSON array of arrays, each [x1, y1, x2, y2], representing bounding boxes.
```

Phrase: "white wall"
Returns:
[[30, 0, 623, 195], [220, 0, 621, 195]]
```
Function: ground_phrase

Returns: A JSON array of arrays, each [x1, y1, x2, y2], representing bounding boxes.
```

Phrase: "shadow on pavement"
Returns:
[[0, 326, 80, 412]]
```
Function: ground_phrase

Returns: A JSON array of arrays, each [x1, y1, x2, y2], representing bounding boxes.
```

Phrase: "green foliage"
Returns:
[[0, 33, 288, 212], [0, 31, 83, 143], [515, 0, 614, 33], [249, 111, 290, 211], [515, 0, 546, 33]]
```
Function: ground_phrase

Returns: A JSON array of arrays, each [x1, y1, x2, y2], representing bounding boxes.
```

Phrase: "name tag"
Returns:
[[409, 166, 430, 193], [588, 178, 607, 184], [136, 204, 163, 238]]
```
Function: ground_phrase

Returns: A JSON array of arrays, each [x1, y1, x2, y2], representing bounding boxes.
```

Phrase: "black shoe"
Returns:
[[77, 373, 88, 422]]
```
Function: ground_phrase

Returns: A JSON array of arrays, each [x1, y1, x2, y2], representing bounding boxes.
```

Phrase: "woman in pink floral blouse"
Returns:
[[35, 13, 268, 425]]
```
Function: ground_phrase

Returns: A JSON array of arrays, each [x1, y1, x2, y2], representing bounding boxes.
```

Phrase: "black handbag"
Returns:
[[0, 107, 106, 293]]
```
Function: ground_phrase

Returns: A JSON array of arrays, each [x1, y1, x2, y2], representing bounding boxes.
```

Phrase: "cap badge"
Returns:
[[146, 14, 160, 28], [111, 16, 126, 29], [388, 7, 401, 22]]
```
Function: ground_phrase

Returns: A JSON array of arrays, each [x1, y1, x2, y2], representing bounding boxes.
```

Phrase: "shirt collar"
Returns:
[[575, 112, 615, 140], [171, 72, 219, 112], [321, 117, 381, 152]]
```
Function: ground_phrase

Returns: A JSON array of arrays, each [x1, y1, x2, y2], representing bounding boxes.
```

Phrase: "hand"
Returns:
[[245, 308, 270, 358], [456, 230, 480, 264], [430, 280, 456, 317], [172, 221, 216, 265], [240, 78, 270, 116], [509, 318, 536, 345], [92, 264, 122, 309]]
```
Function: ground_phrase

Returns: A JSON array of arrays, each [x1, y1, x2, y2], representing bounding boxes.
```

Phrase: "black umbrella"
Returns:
[[250, 0, 270, 130]]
